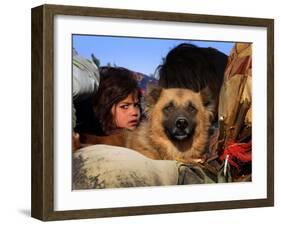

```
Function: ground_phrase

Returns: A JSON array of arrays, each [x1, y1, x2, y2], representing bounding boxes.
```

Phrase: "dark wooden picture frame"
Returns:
[[31, 4, 274, 221]]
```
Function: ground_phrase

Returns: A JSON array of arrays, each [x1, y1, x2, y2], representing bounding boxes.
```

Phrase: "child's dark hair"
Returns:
[[93, 67, 141, 135]]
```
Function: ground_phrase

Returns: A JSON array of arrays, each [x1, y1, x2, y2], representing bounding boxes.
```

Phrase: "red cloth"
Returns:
[[220, 141, 252, 169]]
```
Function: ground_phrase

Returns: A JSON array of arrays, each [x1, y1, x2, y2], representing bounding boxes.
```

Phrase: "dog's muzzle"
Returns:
[[165, 117, 194, 141]]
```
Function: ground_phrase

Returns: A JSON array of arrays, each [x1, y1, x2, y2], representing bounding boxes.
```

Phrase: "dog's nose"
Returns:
[[175, 117, 188, 130]]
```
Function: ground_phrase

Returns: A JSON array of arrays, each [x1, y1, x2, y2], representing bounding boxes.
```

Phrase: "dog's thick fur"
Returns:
[[81, 86, 214, 163]]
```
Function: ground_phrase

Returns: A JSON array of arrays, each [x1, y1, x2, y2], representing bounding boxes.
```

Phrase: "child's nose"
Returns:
[[130, 106, 139, 116]]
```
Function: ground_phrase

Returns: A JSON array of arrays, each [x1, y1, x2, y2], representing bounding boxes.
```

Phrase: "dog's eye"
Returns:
[[163, 102, 175, 113], [187, 103, 197, 114]]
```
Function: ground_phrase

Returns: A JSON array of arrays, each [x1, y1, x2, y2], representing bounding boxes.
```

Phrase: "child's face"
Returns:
[[111, 93, 140, 130]]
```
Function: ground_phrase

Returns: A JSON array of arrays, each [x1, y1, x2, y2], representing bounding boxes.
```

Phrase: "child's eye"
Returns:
[[120, 105, 129, 109]]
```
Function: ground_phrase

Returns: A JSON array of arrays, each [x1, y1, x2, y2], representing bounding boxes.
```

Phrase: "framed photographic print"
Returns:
[[31, 4, 274, 221]]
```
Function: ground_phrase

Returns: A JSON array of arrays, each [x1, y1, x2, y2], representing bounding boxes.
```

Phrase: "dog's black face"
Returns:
[[162, 100, 197, 141]]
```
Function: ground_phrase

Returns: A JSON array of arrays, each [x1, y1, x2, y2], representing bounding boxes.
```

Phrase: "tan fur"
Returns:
[[125, 88, 211, 163], [81, 88, 212, 163]]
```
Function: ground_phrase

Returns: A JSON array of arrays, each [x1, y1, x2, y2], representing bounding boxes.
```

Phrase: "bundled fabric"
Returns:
[[72, 52, 100, 103], [73, 145, 217, 190], [217, 43, 252, 179]]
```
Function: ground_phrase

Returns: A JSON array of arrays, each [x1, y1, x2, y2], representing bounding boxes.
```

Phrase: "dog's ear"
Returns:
[[200, 86, 216, 119], [145, 85, 163, 107]]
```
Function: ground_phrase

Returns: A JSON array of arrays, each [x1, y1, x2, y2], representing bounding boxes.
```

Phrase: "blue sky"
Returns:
[[73, 35, 235, 76]]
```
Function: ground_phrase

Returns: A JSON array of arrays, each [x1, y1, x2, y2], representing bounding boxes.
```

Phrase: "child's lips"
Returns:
[[129, 120, 138, 126]]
